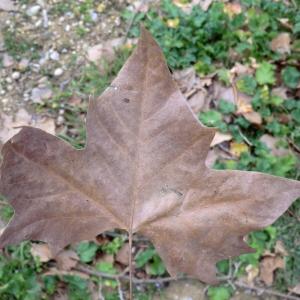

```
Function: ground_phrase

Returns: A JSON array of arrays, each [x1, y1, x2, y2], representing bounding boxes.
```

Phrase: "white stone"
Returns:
[[3, 53, 14, 68], [12, 71, 21, 80], [30, 63, 41, 72], [56, 116, 64, 125], [31, 87, 53, 103], [50, 50, 60, 61], [54, 68, 63, 77], [18, 58, 30, 71], [90, 11, 98, 22], [26, 5, 41, 16], [35, 19, 42, 27]]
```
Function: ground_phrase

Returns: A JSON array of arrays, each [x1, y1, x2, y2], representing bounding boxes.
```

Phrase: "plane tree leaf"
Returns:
[[0, 29, 299, 284]]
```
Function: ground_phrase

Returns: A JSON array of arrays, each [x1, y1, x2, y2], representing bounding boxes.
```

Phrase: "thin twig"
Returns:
[[117, 279, 125, 300], [128, 231, 133, 298], [75, 264, 299, 300], [216, 144, 236, 158], [235, 281, 300, 300], [75, 264, 228, 284], [232, 81, 238, 106], [98, 280, 105, 300], [238, 128, 253, 146], [287, 138, 300, 154]]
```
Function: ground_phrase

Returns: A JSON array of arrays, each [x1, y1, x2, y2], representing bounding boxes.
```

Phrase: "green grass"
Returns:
[[3, 28, 41, 59]]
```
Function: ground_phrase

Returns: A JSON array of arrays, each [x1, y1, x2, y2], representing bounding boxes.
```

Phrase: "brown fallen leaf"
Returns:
[[270, 33, 291, 54], [173, 67, 197, 94], [56, 250, 79, 271], [87, 38, 123, 63], [196, 0, 213, 11], [271, 86, 288, 100], [290, 283, 300, 295], [87, 38, 136, 74], [0, 109, 55, 145], [236, 96, 253, 115], [230, 63, 254, 77], [212, 83, 236, 104], [116, 242, 130, 265], [245, 264, 259, 283], [173, 0, 212, 13], [31, 243, 53, 263], [259, 255, 284, 286], [187, 90, 208, 114], [274, 240, 288, 257], [224, 3, 242, 17], [243, 111, 262, 125], [260, 134, 290, 157], [31, 243, 79, 270], [210, 132, 233, 147], [0, 29, 299, 287]]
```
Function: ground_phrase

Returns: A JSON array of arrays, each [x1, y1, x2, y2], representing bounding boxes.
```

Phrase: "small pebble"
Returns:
[[30, 63, 41, 73], [3, 53, 14, 68], [54, 68, 63, 77], [18, 58, 30, 71], [31, 87, 53, 103], [90, 11, 98, 22], [50, 51, 60, 61], [12, 72, 21, 80], [23, 93, 30, 102], [6, 78, 12, 84], [56, 116, 64, 125], [26, 5, 41, 17], [35, 19, 42, 27]]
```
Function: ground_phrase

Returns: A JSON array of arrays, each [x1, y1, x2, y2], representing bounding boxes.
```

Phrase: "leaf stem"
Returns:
[[128, 230, 133, 299]]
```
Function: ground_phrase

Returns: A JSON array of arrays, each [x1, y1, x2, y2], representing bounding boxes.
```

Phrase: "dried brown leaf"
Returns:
[[290, 283, 300, 295], [55, 250, 79, 271], [31, 243, 53, 263], [0, 109, 55, 145], [245, 264, 259, 283], [187, 90, 208, 114], [260, 134, 290, 157], [224, 3, 242, 16], [210, 132, 233, 147], [0, 29, 299, 285], [270, 33, 291, 54], [243, 112, 262, 125], [274, 240, 288, 257], [116, 242, 130, 265], [259, 255, 284, 286]]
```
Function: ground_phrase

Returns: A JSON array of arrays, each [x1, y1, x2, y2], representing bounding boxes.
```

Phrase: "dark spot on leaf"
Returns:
[[122, 98, 130, 103]]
